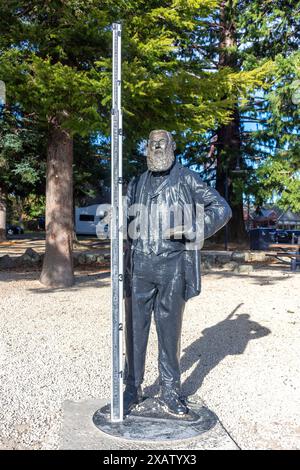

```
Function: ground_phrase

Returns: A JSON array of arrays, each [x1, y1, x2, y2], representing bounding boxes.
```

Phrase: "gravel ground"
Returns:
[[0, 265, 299, 450]]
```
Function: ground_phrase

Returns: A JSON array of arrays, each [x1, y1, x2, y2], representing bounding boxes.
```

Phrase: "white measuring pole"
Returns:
[[110, 22, 123, 423]]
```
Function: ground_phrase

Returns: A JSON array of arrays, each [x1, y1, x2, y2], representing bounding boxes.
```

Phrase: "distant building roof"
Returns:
[[251, 206, 300, 225], [274, 208, 300, 223]]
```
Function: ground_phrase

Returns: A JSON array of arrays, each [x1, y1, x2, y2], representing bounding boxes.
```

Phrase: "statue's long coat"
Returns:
[[124, 162, 232, 301]]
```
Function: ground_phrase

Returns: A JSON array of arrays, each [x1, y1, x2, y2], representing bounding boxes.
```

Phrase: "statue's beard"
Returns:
[[147, 148, 175, 172]]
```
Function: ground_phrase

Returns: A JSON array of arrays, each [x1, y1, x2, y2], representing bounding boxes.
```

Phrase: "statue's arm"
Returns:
[[125, 176, 137, 245], [190, 173, 232, 239]]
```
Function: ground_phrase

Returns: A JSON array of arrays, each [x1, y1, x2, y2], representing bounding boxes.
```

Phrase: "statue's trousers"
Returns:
[[124, 250, 186, 390]]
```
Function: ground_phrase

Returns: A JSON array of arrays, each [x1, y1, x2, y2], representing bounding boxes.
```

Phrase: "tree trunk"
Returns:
[[215, 0, 247, 243], [0, 186, 7, 242], [40, 124, 74, 287], [216, 108, 247, 241], [16, 195, 25, 230]]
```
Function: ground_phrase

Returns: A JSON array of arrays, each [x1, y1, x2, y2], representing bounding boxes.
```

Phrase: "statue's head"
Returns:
[[146, 129, 176, 172]]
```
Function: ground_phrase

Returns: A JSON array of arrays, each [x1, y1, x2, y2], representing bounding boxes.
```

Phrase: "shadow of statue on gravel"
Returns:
[[180, 305, 271, 397], [144, 303, 271, 398]]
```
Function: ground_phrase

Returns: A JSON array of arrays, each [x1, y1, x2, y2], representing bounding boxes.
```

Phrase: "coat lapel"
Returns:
[[150, 161, 182, 198], [134, 161, 182, 203]]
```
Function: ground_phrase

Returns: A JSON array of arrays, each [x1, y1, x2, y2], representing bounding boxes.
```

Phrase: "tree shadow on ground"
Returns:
[[29, 271, 110, 293], [202, 266, 293, 285], [0, 263, 293, 285], [0, 269, 110, 292], [144, 303, 271, 398]]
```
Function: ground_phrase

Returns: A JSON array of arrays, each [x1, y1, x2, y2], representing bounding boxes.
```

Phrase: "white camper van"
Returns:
[[75, 204, 110, 238]]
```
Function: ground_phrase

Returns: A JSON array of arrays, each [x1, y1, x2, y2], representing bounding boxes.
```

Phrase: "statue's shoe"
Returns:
[[158, 387, 189, 416], [123, 385, 143, 415]]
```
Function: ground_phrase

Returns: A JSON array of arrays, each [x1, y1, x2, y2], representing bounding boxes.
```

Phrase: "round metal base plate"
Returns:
[[93, 395, 217, 442]]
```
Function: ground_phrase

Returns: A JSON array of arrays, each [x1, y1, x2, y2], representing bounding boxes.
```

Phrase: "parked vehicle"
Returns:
[[36, 208, 110, 238], [75, 204, 110, 238]]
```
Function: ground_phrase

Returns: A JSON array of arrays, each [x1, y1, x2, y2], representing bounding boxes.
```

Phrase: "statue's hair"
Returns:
[[149, 129, 174, 143]]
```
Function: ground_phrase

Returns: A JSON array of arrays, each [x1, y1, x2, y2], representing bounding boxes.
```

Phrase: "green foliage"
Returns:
[[21, 194, 46, 220], [7, 193, 46, 222], [0, 0, 267, 171], [215, 0, 300, 211], [0, 106, 46, 194], [242, 49, 300, 210], [73, 134, 110, 204], [0, 0, 298, 214], [255, 155, 300, 211]]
